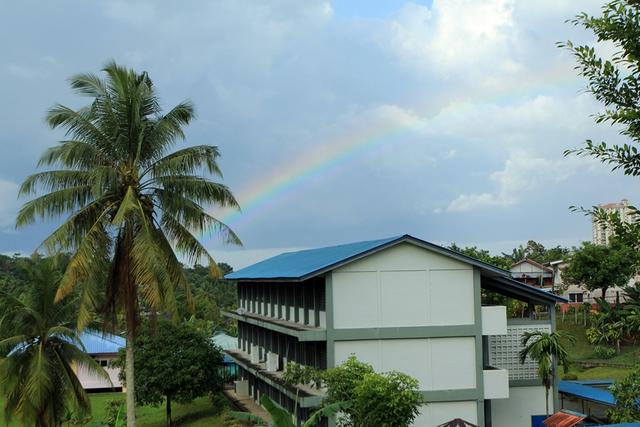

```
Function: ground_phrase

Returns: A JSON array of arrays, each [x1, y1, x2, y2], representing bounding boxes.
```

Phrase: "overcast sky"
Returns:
[[1, 0, 635, 269]]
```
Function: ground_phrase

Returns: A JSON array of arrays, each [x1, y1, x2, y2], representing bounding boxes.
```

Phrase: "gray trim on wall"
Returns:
[[330, 324, 477, 341], [474, 268, 486, 427], [325, 274, 335, 369], [509, 379, 543, 387], [550, 305, 560, 413]]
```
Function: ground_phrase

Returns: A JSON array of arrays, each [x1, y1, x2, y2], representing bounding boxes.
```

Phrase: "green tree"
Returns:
[[519, 331, 574, 415], [0, 257, 108, 426], [562, 242, 637, 298], [115, 320, 224, 426], [16, 62, 241, 427], [562, 1, 640, 241], [562, 1, 640, 176], [323, 356, 422, 427], [448, 244, 511, 270], [608, 365, 640, 423]]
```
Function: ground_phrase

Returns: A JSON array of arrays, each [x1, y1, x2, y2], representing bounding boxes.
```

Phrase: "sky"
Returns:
[[0, 0, 636, 270]]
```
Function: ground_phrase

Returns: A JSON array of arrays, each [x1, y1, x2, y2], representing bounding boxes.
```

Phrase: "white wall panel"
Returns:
[[380, 271, 429, 327], [412, 401, 478, 426], [430, 269, 474, 325], [430, 337, 476, 390], [332, 271, 378, 328], [334, 338, 475, 391]]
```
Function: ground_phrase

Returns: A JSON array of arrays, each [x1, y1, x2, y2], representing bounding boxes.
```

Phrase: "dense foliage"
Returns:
[[0, 257, 107, 426], [449, 240, 572, 270], [323, 356, 422, 427], [563, 241, 638, 297], [563, 0, 640, 254], [116, 320, 224, 426], [608, 366, 640, 423]]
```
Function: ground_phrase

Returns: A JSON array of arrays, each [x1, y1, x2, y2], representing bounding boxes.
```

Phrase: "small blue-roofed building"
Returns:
[[212, 331, 239, 380], [223, 234, 567, 427], [559, 380, 618, 424], [75, 330, 125, 391]]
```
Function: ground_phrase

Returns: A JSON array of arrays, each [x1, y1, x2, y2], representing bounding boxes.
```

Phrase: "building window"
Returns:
[[569, 293, 584, 303]]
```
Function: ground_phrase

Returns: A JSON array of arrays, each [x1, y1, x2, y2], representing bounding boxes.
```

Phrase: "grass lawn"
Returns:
[[0, 392, 229, 427], [557, 318, 638, 381]]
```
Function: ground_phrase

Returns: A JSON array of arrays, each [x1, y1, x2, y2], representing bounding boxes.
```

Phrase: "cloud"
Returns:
[[0, 179, 20, 230], [388, 0, 517, 74], [445, 151, 588, 212]]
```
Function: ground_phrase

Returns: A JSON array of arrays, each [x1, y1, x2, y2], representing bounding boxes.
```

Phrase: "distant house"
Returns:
[[510, 259, 554, 289], [75, 331, 125, 391]]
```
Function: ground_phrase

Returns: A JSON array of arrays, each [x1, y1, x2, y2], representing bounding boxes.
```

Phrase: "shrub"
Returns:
[[593, 345, 617, 359], [209, 393, 229, 414], [324, 356, 422, 427], [103, 398, 126, 427]]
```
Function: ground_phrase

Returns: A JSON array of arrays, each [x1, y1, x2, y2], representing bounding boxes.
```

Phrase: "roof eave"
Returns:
[[226, 234, 512, 282]]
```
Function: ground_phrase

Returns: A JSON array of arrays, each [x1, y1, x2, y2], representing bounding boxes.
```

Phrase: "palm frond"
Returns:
[[16, 186, 93, 227]]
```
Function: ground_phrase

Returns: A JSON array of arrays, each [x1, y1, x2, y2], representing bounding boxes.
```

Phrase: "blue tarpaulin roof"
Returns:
[[79, 330, 125, 354], [226, 235, 401, 280], [558, 380, 616, 406]]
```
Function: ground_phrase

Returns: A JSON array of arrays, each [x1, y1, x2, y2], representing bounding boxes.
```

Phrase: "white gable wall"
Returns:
[[331, 242, 475, 328]]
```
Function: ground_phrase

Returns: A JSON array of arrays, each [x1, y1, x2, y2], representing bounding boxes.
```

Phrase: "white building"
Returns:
[[592, 199, 633, 246], [224, 235, 566, 427], [74, 330, 124, 391]]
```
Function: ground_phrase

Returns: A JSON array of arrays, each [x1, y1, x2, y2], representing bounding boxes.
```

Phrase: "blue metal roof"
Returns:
[[79, 330, 125, 354], [226, 235, 402, 280], [224, 234, 565, 304], [558, 380, 616, 406]]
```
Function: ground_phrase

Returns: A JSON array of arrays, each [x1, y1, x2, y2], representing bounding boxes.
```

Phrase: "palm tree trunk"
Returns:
[[122, 227, 137, 427], [126, 326, 136, 427], [166, 395, 172, 426], [545, 386, 549, 415]]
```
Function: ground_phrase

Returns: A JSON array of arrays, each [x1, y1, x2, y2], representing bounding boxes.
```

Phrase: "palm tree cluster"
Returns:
[[0, 258, 107, 426], [15, 62, 240, 426], [585, 289, 640, 353]]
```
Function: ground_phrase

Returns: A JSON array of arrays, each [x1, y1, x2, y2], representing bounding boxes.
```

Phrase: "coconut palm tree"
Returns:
[[16, 62, 240, 426], [519, 330, 574, 415], [0, 257, 108, 426]]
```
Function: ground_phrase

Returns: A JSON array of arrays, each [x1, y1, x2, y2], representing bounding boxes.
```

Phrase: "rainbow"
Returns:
[[214, 65, 583, 231]]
